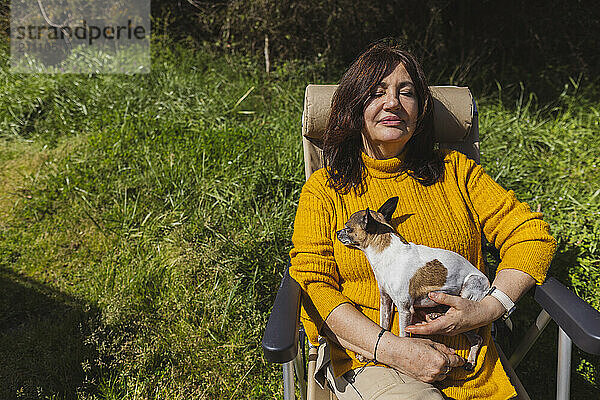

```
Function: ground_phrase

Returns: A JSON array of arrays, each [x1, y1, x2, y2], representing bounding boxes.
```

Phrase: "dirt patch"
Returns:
[[0, 141, 47, 226], [0, 136, 85, 226]]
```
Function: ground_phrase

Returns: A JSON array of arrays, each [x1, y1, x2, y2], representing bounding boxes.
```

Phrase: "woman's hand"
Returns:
[[406, 269, 537, 336], [378, 334, 466, 383], [323, 303, 465, 383], [405, 292, 505, 336]]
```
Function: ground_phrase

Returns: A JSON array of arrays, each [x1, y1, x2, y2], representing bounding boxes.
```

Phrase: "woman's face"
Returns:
[[362, 62, 419, 159]]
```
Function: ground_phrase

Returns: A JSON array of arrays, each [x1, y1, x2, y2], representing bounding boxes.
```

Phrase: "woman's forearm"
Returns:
[[323, 303, 386, 359]]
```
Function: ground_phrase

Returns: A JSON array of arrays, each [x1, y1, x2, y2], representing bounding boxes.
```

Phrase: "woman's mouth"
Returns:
[[379, 117, 404, 126]]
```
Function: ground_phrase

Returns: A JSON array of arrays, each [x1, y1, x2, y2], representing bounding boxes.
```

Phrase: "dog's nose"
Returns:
[[336, 228, 351, 243]]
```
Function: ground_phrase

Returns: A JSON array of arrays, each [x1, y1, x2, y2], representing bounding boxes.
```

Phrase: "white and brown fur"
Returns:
[[336, 197, 490, 370]]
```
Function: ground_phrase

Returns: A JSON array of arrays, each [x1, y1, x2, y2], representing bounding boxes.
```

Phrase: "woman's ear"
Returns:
[[377, 196, 399, 222]]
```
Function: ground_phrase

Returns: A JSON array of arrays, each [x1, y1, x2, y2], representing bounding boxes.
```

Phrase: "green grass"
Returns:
[[0, 39, 598, 399]]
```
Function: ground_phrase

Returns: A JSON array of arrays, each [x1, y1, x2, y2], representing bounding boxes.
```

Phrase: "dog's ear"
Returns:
[[364, 209, 393, 234], [360, 208, 371, 230], [364, 209, 379, 233], [377, 196, 399, 222]]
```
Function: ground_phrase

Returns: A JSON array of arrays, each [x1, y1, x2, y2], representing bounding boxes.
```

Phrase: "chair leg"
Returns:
[[508, 309, 551, 369], [496, 344, 532, 400], [282, 344, 310, 400], [557, 327, 572, 400], [294, 349, 307, 400], [283, 361, 295, 400]]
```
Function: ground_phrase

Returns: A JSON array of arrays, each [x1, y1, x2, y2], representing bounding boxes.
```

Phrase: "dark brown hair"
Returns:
[[323, 40, 444, 194]]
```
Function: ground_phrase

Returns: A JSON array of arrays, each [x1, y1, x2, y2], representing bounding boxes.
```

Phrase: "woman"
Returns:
[[289, 41, 556, 399]]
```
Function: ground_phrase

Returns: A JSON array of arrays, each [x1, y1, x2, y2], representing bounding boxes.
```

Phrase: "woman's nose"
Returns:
[[383, 93, 401, 110]]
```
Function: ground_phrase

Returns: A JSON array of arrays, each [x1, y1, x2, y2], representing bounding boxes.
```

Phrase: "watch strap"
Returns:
[[486, 286, 516, 320]]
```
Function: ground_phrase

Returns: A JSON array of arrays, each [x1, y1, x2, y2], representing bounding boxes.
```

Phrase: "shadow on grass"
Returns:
[[0, 267, 99, 400]]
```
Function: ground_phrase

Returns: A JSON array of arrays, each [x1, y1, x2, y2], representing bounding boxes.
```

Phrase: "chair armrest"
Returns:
[[535, 277, 600, 355], [262, 267, 301, 363]]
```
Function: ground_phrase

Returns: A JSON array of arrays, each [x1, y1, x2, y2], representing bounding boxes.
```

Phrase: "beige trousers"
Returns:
[[325, 365, 447, 400], [314, 339, 446, 400]]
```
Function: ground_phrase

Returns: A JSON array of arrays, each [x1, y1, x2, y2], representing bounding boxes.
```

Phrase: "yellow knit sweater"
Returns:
[[289, 150, 557, 400]]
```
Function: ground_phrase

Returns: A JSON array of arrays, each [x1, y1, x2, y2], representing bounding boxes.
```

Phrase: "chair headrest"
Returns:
[[302, 85, 474, 143]]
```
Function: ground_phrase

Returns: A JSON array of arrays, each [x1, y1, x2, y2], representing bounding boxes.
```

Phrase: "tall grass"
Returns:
[[0, 39, 598, 399]]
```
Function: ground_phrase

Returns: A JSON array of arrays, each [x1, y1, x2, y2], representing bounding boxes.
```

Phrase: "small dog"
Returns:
[[336, 196, 490, 370]]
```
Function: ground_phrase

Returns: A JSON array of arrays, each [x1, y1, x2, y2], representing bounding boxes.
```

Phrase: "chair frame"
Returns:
[[262, 85, 600, 400]]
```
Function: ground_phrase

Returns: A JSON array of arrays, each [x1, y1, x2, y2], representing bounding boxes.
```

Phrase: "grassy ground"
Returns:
[[0, 39, 598, 399]]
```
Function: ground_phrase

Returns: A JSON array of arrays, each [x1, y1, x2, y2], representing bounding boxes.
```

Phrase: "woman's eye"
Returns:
[[400, 91, 414, 97]]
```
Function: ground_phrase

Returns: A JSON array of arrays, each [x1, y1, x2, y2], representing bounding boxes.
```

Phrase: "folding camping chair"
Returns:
[[262, 85, 600, 400]]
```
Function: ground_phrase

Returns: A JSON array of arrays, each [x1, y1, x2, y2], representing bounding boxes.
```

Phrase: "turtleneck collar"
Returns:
[[361, 151, 408, 179]]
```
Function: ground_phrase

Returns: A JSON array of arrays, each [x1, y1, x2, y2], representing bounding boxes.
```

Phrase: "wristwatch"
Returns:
[[486, 286, 516, 320]]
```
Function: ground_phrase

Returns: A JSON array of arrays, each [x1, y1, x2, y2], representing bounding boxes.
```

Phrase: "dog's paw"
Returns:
[[426, 312, 444, 321], [355, 354, 370, 363]]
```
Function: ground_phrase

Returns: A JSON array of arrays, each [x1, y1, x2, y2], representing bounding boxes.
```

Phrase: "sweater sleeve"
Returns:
[[289, 178, 352, 331], [456, 152, 557, 284]]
